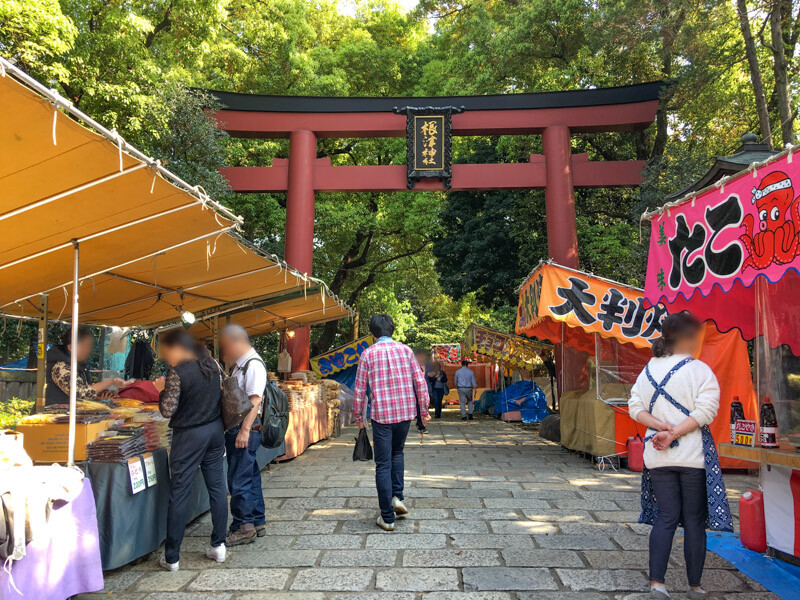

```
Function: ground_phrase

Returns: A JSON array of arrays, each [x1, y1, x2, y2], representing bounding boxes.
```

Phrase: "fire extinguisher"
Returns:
[[627, 434, 644, 472]]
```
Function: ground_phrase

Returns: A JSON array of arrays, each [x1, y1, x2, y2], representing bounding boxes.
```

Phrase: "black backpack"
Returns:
[[261, 379, 289, 448], [237, 358, 289, 448]]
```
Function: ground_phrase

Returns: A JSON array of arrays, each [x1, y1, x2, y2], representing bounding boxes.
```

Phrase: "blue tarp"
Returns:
[[493, 380, 550, 423], [707, 531, 800, 599]]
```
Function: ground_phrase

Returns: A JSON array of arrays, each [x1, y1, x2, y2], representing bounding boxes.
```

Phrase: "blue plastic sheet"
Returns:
[[493, 380, 550, 423], [706, 531, 800, 599]]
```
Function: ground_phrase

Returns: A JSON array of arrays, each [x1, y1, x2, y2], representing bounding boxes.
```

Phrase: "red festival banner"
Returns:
[[643, 149, 800, 353]]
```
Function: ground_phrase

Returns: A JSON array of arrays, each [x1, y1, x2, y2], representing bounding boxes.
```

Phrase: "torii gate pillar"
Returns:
[[284, 129, 316, 371], [543, 125, 578, 268]]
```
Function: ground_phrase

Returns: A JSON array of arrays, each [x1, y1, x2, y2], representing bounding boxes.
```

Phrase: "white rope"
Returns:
[[56, 287, 68, 321], [0, 61, 5, 77], [3, 556, 21, 596], [110, 129, 124, 172], [788, 143, 795, 164]]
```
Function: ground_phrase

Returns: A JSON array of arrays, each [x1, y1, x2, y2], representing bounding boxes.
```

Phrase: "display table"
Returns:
[[85, 441, 285, 570], [278, 403, 328, 461], [1, 478, 104, 599], [719, 441, 799, 469]]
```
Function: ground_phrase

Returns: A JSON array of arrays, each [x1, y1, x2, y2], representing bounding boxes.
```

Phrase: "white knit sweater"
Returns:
[[628, 354, 720, 470]]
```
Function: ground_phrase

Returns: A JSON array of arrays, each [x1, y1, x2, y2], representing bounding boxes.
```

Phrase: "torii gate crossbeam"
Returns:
[[206, 82, 663, 369]]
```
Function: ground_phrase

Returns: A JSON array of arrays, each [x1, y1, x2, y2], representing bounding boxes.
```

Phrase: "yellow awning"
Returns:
[[462, 323, 549, 367], [0, 58, 241, 311]]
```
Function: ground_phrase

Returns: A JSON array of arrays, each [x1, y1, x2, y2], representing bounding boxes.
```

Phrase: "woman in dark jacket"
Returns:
[[155, 330, 227, 571], [426, 361, 448, 419]]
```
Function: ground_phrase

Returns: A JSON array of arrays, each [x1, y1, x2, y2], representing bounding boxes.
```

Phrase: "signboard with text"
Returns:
[[310, 336, 374, 378], [400, 107, 457, 189], [516, 262, 668, 350], [734, 419, 757, 447]]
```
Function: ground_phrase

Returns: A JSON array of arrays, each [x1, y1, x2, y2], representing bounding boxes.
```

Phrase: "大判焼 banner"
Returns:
[[516, 262, 667, 350]]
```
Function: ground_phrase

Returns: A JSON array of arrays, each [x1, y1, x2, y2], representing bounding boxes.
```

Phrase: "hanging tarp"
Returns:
[[0, 58, 242, 312], [642, 148, 800, 353], [516, 262, 667, 351], [310, 336, 374, 378], [462, 323, 548, 368]]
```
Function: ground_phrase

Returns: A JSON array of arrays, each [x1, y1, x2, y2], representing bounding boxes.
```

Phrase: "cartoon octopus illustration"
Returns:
[[740, 170, 800, 271]]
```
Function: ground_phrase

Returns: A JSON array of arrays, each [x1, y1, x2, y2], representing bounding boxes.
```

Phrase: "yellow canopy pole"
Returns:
[[67, 240, 79, 467]]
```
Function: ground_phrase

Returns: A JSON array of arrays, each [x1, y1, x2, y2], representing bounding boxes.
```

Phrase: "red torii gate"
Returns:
[[208, 82, 663, 369]]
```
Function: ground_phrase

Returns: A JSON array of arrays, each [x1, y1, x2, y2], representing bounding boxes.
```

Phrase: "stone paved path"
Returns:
[[79, 409, 780, 600]]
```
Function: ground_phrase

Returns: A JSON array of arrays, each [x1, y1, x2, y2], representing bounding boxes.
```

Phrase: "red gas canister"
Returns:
[[627, 435, 644, 472], [739, 490, 767, 553]]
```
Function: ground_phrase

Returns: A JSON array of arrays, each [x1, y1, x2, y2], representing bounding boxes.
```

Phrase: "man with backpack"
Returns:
[[220, 325, 268, 546]]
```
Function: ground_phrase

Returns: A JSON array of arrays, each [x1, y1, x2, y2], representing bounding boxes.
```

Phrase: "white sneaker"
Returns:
[[391, 496, 409, 518], [205, 543, 226, 563], [376, 515, 395, 531], [159, 554, 179, 571]]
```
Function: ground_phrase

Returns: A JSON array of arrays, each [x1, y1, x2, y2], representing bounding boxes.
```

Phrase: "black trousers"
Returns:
[[648, 466, 707, 587], [165, 418, 228, 563]]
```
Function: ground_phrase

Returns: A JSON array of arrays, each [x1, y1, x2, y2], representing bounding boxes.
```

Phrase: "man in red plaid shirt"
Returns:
[[354, 314, 430, 531]]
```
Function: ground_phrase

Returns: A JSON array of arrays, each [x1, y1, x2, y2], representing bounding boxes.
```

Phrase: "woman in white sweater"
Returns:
[[628, 312, 723, 600]]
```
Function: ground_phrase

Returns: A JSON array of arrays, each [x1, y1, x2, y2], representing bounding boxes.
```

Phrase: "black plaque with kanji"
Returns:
[[397, 107, 457, 189]]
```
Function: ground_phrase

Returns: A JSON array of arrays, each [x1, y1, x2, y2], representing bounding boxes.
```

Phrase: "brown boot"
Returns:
[[225, 524, 256, 546], [255, 524, 266, 537]]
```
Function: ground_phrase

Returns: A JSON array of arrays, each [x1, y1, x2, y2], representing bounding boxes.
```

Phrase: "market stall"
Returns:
[[516, 261, 755, 466], [462, 323, 552, 422], [642, 145, 800, 560], [310, 336, 374, 426], [0, 58, 353, 574], [430, 343, 493, 406]]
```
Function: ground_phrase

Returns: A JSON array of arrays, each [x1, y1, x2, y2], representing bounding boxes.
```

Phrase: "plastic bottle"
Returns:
[[730, 396, 745, 444], [759, 397, 779, 448], [739, 490, 767, 553]]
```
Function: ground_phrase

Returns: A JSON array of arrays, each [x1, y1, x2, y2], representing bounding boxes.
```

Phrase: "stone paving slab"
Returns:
[[375, 567, 460, 591], [462, 567, 559, 591], [93, 413, 768, 599]]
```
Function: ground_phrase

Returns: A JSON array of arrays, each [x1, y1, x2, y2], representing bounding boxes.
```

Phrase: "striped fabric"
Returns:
[[353, 338, 430, 425]]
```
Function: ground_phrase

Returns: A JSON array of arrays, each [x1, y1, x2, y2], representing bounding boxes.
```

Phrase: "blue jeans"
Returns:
[[372, 419, 411, 523], [648, 467, 707, 587], [225, 424, 266, 531]]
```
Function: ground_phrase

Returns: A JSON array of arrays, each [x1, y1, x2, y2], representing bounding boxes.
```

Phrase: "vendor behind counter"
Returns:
[[45, 326, 132, 406]]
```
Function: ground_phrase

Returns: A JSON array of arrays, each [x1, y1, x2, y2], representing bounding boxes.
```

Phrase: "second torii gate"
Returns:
[[207, 82, 663, 369]]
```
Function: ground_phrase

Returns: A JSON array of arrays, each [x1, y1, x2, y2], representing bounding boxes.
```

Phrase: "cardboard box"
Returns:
[[17, 419, 114, 462]]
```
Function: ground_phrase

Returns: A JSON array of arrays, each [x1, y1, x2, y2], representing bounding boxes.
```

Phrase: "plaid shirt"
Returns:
[[353, 337, 429, 425]]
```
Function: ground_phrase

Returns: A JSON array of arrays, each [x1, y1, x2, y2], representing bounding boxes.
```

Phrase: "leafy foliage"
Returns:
[[0, 0, 798, 357]]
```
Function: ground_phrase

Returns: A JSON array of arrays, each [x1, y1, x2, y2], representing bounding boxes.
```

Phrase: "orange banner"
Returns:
[[516, 262, 667, 350]]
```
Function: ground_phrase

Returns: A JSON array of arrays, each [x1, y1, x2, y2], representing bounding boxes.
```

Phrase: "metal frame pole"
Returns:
[[35, 293, 48, 412], [67, 241, 79, 466], [213, 315, 220, 361]]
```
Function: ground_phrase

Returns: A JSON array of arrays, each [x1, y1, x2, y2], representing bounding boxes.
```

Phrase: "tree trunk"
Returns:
[[737, 0, 773, 147], [770, 0, 795, 146]]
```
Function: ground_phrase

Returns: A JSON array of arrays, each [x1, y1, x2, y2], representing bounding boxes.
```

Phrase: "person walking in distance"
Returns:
[[155, 330, 228, 570], [454, 359, 477, 421], [354, 315, 430, 531], [426, 360, 448, 419], [220, 325, 268, 546], [628, 312, 732, 600], [414, 349, 432, 433]]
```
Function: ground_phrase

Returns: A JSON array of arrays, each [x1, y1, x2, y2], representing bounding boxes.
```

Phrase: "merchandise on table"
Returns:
[[279, 372, 324, 412], [86, 434, 146, 462], [321, 379, 342, 437]]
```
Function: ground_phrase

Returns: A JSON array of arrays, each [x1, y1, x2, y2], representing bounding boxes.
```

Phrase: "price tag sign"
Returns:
[[128, 457, 146, 494], [734, 420, 757, 447], [142, 452, 157, 488]]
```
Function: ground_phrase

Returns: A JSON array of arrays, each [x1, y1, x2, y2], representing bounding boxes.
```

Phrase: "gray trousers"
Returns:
[[457, 388, 474, 417]]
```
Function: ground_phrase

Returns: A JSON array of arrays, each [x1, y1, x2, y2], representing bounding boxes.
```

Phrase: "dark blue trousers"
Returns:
[[648, 466, 707, 587], [372, 419, 411, 523], [225, 424, 266, 532], [166, 418, 227, 563]]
